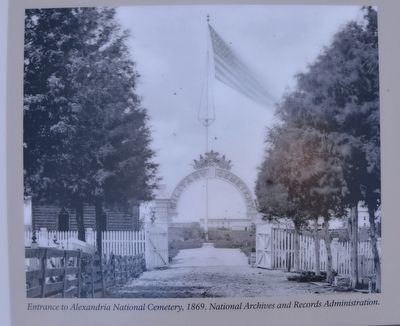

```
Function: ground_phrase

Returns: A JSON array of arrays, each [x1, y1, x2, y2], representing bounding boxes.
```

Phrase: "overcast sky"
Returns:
[[116, 5, 362, 222]]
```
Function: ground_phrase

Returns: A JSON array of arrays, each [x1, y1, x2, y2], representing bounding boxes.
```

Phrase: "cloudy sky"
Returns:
[[116, 5, 362, 222]]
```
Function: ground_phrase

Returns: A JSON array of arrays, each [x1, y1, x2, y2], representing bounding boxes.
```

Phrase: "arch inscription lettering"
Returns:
[[169, 167, 257, 220]]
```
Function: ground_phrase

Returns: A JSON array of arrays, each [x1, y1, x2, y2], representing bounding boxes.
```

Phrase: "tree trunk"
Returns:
[[294, 226, 300, 272], [323, 220, 333, 283], [74, 200, 85, 241], [349, 204, 359, 289], [95, 197, 106, 255], [313, 221, 321, 276], [368, 206, 381, 292]]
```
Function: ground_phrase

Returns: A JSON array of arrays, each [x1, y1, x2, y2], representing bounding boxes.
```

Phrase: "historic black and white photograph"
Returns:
[[23, 5, 381, 299]]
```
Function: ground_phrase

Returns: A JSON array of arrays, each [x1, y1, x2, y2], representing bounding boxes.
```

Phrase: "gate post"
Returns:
[[144, 198, 169, 270], [256, 223, 273, 269], [38, 227, 48, 247], [331, 238, 339, 274], [152, 198, 171, 229], [145, 223, 169, 270]]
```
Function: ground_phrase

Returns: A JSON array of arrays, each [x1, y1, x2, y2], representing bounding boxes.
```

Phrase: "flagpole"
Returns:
[[197, 14, 217, 241], [198, 15, 273, 241], [205, 119, 209, 241], [204, 14, 210, 241], [203, 14, 213, 241]]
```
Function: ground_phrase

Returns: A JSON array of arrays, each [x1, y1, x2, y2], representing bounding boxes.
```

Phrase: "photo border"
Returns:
[[7, 0, 400, 325]]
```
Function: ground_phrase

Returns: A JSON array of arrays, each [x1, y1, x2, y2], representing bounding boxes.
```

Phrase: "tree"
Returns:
[[24, 8, 99, 238], [287, 7, 379, 289], [257, 7, 380, 288], [256, 125, 314, 272], [24, 8, 158, 246], [258, 122, 347, 278]]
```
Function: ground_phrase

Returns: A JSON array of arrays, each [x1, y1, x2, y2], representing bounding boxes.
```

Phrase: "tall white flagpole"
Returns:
[[198, 14, 215, 241]]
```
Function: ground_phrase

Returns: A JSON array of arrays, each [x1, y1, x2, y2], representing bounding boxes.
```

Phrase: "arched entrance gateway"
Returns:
[[142, 151, 262, 269], [170, 151, 258, 224], [144, 151, 259, 228]]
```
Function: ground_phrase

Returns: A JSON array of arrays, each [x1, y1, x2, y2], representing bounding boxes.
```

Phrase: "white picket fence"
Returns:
[[24, 228, 146, 259], [25, 228, 96, 249], [271, 228, 380, 281], [101, 230, 146, 259]]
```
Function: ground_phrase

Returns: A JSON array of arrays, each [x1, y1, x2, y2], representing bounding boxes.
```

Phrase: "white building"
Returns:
[[199, 218, 252, 231]]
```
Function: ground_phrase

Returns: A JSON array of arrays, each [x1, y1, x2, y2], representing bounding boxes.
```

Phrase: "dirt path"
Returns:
[[107, 244, 334, 298], [172, 243, 249, 267]]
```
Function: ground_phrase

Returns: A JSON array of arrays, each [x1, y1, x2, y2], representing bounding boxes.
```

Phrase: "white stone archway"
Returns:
[[168, 167, 258, 221], [144, 151, 259, 228]]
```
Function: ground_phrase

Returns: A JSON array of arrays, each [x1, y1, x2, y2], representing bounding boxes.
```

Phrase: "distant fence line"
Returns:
[[271, 228, 380, 282], [25, 228, 146, 258], [26, 227, 379, 285]]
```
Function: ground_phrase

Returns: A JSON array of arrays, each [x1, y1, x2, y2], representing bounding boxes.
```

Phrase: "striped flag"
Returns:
[[208, 24, 274, 107]]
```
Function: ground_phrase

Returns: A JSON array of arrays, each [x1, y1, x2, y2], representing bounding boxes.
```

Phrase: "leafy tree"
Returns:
[[24, 8, 158, 247], [24, 8, 98, 238], [282, 6, 380, 289], [256, 126, 313, 272], [257, 7, 380, 288], [257, 123, 347, 278]]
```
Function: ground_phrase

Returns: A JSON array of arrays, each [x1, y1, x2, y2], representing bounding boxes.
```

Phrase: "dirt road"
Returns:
[[107, 244, 333, 298]]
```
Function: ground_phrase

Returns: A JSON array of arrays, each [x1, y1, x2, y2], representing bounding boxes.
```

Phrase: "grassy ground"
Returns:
[[168, 225, 203, 260], [208, 229, 255, 257], [168, 225, 256, 259]]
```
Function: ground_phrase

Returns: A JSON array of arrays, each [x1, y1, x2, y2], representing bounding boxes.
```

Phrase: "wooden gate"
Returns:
[[145, 224, 168, 270], [256, 224, 273, 269], [256, 223, 380, 282]]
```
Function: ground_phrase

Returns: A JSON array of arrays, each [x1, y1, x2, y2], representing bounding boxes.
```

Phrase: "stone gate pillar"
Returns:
[[140, 185, 172, 230], [152, 198, 171, 231], [142, 186, 170, 269]]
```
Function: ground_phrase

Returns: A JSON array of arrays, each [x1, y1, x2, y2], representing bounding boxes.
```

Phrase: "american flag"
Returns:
[[208, 24, 274, 107]]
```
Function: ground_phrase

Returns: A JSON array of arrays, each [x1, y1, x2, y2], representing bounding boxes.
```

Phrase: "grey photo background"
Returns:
[[20, 3, 380, 301], [6, 0, 400, 326], [115, 6, 363, 221], [1, 0, 10, 324]]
